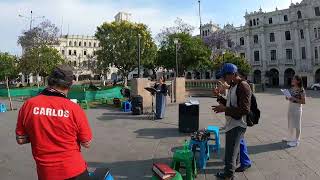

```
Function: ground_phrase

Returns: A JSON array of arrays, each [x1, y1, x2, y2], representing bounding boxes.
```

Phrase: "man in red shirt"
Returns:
[[16, 65, 92, 180]]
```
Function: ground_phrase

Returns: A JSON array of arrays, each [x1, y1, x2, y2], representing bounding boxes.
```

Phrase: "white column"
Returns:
[[21, 74, 25, 85], [260, 28, 267, 72], [278, 29, 284, 62], [279, 71, 285, 87], [305, 26, 313, 81], [245, 33, 251, 64], [29, 74, 33, 83], [308, 74, 314, 87], [294, 28, 301, 72]]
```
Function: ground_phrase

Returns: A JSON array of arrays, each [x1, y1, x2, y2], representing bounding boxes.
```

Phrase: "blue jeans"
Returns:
[[240, 138, 251, 167]]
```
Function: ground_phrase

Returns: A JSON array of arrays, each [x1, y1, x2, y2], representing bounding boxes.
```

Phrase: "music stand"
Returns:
[[144, 87, 157, 120]]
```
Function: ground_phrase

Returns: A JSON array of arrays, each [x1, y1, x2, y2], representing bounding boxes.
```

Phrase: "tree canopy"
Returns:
[[156, 27, 211, 75], [203, 29, 240, 59], [0, 52, 19, 81], [156, 18, 195, 43], [19, 46, 65, 77], [17, 20, 60, 50], [95, 20, 157, 81], [212, 52, 252, 76]]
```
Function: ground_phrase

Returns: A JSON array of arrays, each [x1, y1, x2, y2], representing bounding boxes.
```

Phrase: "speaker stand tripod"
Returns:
[[146, 94, 157, 121]]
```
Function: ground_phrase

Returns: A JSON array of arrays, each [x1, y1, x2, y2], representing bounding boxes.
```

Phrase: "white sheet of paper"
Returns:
[[281, 89, 292, 98], [189, 100, 199, 105]]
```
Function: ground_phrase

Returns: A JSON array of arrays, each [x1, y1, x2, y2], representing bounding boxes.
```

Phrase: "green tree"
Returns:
[[19, 46, 65, 86], [0, 52, 19, 110], [95, 20, 157, 84], [156, 33, 211, 76], [17, 20, 60, 50], [212, 51, 252, 76]]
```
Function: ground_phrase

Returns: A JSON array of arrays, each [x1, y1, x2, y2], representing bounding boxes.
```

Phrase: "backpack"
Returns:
[[235, 81, 261, 127], [246, 93, 260, 127]]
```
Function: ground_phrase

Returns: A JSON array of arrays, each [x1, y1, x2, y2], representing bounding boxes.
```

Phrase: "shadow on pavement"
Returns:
[[248, 141, 289, 154], [134, 128, 186, 139], [88, 158, 171, 180], [97, 111, 147, 121]]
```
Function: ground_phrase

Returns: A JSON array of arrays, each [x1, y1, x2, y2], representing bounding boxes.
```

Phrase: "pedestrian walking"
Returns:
[[284, 75, 306, 147], [15, 65, 92, 180], [212, 63, 252, 180]]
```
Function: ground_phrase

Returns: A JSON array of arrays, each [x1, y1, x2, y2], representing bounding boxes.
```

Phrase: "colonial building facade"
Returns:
[[226, 0, 320, 87], [51, 12, 133, 82], [52, 35, 102, 81]]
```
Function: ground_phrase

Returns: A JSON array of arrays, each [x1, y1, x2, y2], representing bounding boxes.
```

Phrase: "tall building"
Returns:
[[52, 35, 102, 81], [51, 12, 135, 81], [226, 0, 320, 87], [201, 21, 220, 37], [114, 12, 132, 22]]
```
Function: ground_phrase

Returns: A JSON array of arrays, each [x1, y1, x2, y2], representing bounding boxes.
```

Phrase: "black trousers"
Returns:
[[65, 170, 90, 180], [224, 126, 246, 177]]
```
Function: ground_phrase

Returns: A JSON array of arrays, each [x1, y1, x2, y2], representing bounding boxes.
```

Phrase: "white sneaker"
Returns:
[[287, 141, 298, 147]]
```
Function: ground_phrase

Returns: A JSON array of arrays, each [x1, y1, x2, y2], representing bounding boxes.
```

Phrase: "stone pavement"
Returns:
[[0, 89, 320, 180]]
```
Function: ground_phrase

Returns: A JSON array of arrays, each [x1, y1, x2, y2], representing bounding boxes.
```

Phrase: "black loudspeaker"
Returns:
[[179, 103, 199, 133], [131, 95, 143, 115]]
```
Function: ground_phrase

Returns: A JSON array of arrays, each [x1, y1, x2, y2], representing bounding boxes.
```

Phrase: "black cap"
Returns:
[[48, 64, 74, 88]]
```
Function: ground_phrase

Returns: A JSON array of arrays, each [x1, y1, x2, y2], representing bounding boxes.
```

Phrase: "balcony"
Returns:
[[284, 59, 296, 65], [313, 59, 320, 66], [267, 60, 278, 66], [252, 61, 262, 66]]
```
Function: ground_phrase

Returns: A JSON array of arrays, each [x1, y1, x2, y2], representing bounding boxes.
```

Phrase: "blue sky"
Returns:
[[0, 0, 301, 55]]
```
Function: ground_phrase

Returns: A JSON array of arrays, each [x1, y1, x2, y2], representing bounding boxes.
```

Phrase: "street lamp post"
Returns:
[[174, 39, 179, 77], [18, 11, 45, 30], [198, 0, 202, 38], [222, 50, 226, 62], [138, 34, 141, 78], [37, 53, 42, 88]]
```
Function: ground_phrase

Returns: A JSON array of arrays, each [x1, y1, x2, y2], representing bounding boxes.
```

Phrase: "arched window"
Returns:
[[249, 20, 253, 26], [300, 29, 304, 39], [79, 41, 81, 46], [227, 40, 232, 48], [94, 42, 96, 47], [285, 31, 291, 40], [84, 42, 87, 47], [254, 35, 259, 44], [74, 41, 77, 46], [89, 42, 92, 47], [253, 19, 256, 26], [240, 37, 244, 45], [69, 41, 72, 46], [297, 11, 302, 19]]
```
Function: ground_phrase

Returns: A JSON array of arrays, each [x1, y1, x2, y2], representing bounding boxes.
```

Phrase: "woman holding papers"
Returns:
[[285, 75, 306, 147], [154, 76, 168, 119]]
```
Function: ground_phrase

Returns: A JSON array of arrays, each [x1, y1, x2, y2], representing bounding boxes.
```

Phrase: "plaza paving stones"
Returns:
[[0, 89, 320, 179]]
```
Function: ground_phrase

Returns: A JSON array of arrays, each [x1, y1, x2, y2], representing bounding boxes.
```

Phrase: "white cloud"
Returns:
[[0, 0, 306, 55]]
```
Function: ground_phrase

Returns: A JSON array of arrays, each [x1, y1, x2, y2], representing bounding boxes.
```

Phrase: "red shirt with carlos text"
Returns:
[[16, 94, 92, 180]]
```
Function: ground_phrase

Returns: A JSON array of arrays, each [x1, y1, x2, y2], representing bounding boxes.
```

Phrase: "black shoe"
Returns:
[[235, 165, 251, 172], [216, 172, 234, 180]]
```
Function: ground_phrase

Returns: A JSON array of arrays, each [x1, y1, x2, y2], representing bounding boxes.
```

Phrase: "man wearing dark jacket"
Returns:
[[213, 63, 252, 179]]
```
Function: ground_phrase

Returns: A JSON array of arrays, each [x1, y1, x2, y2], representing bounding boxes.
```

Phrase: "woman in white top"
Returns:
[[285, 75, 306, 147]]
